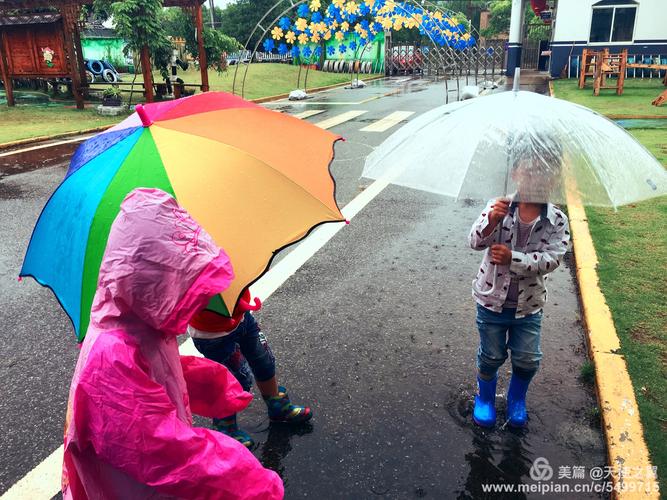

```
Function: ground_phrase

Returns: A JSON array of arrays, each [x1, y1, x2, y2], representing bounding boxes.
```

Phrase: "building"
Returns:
[[80, 19, 127, 70], [549, 0, 666, 77]]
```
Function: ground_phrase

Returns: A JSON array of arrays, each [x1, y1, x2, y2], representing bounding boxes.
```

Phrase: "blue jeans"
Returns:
[[476, 304, 543, 379], [192, 312, 276, 391]]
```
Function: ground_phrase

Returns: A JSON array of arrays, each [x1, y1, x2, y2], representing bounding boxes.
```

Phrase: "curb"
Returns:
[[0, 126, 113, 151], [0, 75, 388, 151], [551, 81, 660, 499]]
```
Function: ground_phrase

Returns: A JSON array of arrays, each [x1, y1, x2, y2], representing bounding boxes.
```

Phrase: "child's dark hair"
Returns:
[[509, 132, 563, 178]]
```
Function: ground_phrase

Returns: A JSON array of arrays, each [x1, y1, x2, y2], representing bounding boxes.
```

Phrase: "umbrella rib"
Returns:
[[153, 125, 344, 219]]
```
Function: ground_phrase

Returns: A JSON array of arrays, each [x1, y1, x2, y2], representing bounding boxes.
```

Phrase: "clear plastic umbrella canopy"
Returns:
[[362, 90, 667, 207]]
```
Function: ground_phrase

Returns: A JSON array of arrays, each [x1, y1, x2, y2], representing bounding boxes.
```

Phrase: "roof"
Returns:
[[0, 12, 60, 25], [81, 19, 117, 38]]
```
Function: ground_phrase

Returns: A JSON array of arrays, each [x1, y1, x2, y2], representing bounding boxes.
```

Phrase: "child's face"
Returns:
[[511, 160, 559, 202]]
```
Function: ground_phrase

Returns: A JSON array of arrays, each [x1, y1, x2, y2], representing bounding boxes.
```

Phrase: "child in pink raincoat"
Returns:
[[62, 188, 283, 500]]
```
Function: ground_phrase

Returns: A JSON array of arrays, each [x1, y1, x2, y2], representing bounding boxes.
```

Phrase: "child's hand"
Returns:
[[489, 198, 510, 226], [490, 244, 512, 265]]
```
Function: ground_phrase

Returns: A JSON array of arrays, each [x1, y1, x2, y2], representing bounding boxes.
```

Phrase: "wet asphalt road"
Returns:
[[0, 77, 606, 498]]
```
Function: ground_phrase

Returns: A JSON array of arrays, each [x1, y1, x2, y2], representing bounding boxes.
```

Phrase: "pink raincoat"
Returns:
[[62, 188, 284, 500]]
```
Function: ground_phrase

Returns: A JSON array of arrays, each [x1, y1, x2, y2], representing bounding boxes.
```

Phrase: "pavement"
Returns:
[[0, 76, 606, 499]]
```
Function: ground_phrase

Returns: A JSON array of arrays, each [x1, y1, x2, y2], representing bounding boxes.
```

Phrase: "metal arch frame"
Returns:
[[232, 0, 310, 98], [234, 0, 501, 101]]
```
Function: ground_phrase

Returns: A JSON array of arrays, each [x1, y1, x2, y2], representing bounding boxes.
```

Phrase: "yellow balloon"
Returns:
[[285, 31, 296, 44], [271, 26, 284, 40], [295, 18, 308, 32], [309, 0, 321, 11]]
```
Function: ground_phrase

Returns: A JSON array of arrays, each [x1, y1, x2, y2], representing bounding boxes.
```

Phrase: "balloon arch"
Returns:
[[231, 0, 505, 102]]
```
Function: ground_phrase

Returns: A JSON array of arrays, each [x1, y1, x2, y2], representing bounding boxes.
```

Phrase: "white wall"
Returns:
[[553, 0, 666, 42]]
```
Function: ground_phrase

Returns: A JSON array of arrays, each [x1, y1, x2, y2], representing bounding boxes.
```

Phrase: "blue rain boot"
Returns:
[[473, 375, 497, 427], [507, 373, 532, 428], [213, 415, 254, 448]]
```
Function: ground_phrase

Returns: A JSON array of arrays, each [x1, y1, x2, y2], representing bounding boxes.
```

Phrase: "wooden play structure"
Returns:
[[0, 0, 210, 109], [579, 48, 667, 103], [578, 48, 627, 95], [0, 3, 88, 109]]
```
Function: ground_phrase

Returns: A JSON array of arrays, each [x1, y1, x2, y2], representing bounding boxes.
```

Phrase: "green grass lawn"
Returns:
[[0, 64, 381, 144], [0, 104, 127, 144], [553, 78, 667, 117], [145, 63, 380, 100], [554, 81, 667, 490]]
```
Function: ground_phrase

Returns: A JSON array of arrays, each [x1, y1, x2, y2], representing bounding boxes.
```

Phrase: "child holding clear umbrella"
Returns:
[[468, 135, 570, 428]]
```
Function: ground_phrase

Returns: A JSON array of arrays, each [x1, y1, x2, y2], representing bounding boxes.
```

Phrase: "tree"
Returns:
[[162, 8, 241, 71], [94, 0, 172, 78], [479, 0, 540, 39], [219, 0, 279, 49]]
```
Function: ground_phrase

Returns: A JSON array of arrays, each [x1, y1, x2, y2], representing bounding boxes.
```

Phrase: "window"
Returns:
[[589, 4, 637, 43]]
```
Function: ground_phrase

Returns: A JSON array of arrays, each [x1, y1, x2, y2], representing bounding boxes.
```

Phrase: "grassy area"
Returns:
[[0, 64, 381, 144], [144, 63, 381, 100], [553, 78, 667, 117], [555, 85, 666, 489], [0, 104, 127, 144]]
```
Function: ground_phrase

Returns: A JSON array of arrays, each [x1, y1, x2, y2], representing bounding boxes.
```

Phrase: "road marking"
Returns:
[[265, 89, 401, 107], [1, 156, 397, 500], [291, 109, 326, 120], [314, 110, 367, 130], [360, 111, 415, 133], [1, 444, 63, 500], [0, 136, 92, 158]]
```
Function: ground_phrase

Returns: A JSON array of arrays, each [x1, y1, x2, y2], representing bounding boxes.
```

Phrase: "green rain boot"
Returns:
[[264, 386, 313, 423], [213, 414, 254, 448]]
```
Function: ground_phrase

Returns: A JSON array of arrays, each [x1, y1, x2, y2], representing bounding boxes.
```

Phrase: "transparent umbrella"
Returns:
[[362, 89, 667, 207]]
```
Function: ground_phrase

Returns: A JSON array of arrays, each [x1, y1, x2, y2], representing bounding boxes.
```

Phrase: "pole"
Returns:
[[0, 33, 14, 106], [140, 45, 154, 102], [196, 4, 209, 92], [208, 0, 215, 28], [507, 0, 526, 77]]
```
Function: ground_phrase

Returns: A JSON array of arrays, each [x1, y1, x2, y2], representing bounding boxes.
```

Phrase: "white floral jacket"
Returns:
[[468, 199, 571, 317]]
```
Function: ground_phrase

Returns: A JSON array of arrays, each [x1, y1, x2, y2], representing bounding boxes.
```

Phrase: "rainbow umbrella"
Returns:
[[21, 92, 344, 341]]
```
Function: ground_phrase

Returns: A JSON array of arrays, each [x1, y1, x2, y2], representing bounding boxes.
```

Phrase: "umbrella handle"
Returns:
[[238, 296, 262, 312], [476, 219, 505, 297]]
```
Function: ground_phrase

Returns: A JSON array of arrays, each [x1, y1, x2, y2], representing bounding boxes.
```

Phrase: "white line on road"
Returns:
[[315, 110, 367, 130], [1, 165, 395, 500], [0, 136, 93, 158], [291, 109, 326, 120], [359, 111, 415, 133]]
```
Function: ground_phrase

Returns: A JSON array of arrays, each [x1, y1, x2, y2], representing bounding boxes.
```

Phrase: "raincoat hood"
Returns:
[[90, 188, 234, 336]]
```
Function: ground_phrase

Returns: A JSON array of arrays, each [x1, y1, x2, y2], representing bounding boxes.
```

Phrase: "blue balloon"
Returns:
[[278, 43, 289, 55], [302, 46, 312, 58], [327, 45, 336, 56], [279, 17, 292, 30], [297, 4, 310, 17], [311, 11, 323, 23], [349, 40, 357, 51], [291, 45, 300, 57], [338, 43, 347, 54], [314, 46, 322, 57], [263, 39, 275, 52]]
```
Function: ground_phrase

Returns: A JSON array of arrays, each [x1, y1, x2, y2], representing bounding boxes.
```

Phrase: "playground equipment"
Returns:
[[579, 48, 667, 98], [85, 59, 122, 83]]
